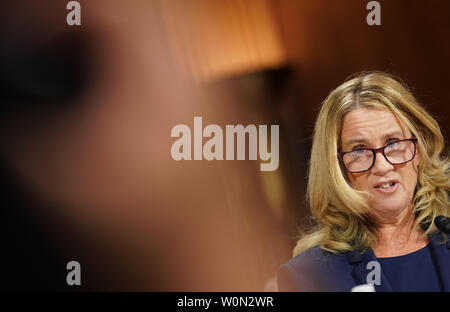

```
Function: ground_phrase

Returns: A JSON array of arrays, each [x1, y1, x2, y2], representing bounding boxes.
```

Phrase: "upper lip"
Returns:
[[374, 179, 399, 188]]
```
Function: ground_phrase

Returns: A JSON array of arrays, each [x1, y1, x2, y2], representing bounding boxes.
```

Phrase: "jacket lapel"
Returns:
[[347, 248, 393, 292], [427, 232, 450, 292], [347, 232, 450, 292]]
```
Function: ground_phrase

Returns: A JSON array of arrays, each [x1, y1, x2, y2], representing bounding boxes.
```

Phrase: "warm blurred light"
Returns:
[[158, 0, 286, 82], [0, 0, 291, 291]]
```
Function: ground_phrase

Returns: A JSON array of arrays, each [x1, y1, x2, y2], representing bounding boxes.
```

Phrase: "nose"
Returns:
[[370, 150, 394, 176]]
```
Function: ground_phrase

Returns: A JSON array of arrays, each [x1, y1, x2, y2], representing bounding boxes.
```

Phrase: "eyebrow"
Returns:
[[343, 131, 406, 148]]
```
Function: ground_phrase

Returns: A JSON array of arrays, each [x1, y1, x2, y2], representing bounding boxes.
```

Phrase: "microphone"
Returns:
[[434, 216, 450, 235]]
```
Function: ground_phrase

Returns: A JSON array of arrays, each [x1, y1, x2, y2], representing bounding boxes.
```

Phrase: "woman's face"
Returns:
[[340, 108, 419, 221]]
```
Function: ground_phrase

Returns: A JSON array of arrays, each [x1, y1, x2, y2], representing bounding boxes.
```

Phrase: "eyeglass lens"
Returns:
[[342, 140, 415, 172]]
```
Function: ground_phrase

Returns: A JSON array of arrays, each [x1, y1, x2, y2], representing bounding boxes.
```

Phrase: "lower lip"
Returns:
[[374, 183, 399, 194]]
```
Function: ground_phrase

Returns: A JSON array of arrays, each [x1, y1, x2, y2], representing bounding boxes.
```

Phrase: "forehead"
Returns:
[[340, 108, 410, 147]]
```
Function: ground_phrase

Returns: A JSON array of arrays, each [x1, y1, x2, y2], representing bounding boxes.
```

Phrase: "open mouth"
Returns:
[[375, 182, 396, 189], [374, 181, 399, 193]]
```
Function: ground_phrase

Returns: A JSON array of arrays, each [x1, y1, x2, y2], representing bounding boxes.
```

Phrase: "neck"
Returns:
[[370, 204, 428, 258]]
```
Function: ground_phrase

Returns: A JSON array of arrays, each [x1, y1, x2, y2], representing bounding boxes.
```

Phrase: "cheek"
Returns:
[[404, 166, 418, 190], [348, 174, 369, 191], [395, 164, 418, 199]]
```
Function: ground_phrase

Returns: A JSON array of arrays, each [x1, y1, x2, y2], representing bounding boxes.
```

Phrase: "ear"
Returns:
[[414, 148, 420, 169], [413, 132, 422, 168]]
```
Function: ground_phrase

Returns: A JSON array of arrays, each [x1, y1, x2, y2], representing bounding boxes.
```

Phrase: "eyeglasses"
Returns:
[[338, 138, 418, 173]]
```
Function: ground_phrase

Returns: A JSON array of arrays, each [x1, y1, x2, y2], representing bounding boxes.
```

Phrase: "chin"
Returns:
[[371, 198, 411, 216]]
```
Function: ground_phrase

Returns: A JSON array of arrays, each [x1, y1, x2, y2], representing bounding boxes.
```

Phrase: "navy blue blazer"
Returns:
[[278, 231, 450, 292]]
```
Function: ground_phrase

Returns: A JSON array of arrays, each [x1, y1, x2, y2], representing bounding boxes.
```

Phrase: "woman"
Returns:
[[278, 71, 450, 292]]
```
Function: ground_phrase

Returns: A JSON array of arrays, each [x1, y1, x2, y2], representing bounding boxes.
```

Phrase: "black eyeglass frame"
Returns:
[[338, 137, 418, 173]]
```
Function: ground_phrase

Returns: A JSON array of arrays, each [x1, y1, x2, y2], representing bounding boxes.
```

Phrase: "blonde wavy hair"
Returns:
[[293, 71, 450, 257]]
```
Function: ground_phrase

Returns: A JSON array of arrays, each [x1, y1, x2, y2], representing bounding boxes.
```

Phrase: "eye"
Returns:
[[351, 144, 366, 150], [386, 138, 400, 143], [386, 138, 400, 149], [350, 148, 366, 156]]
